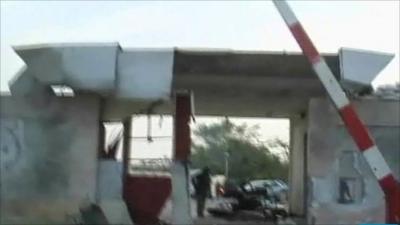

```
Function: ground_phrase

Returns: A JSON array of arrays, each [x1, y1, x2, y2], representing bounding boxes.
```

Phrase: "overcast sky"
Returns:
[[1, 0, 399, 92]]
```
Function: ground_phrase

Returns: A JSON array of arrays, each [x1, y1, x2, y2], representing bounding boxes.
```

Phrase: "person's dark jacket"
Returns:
[[192, 172, 211, 197]]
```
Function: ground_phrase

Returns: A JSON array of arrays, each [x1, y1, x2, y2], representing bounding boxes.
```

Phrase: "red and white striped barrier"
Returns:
[[272, 1, 400, 223]]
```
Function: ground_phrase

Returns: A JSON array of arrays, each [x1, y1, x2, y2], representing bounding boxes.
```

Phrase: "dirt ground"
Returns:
[[194, 211, 272, 225], [160, 198, 296, 225]]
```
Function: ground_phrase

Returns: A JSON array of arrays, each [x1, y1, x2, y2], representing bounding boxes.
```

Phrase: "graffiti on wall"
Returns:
[[0, 119, 24, 170]]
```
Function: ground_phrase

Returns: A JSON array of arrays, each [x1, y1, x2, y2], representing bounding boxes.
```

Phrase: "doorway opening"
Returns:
[[190, 116, 290, 221]]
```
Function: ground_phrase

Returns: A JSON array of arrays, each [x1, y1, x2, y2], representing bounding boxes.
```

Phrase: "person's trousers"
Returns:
[[196, 194, 207, 217]]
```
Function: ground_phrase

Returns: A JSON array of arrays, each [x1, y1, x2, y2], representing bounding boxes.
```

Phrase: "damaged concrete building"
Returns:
[[0, 43, 398, 224]]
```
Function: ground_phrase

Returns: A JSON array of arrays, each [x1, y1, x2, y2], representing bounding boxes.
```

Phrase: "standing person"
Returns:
[[192, 167, 211, 217]]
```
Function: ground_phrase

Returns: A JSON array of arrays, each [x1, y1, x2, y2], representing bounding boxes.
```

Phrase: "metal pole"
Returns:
[[224, 151, 229, 178]]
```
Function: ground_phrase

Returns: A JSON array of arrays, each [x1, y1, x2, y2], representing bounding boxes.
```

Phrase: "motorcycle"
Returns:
[[207, 180, 288, 221]]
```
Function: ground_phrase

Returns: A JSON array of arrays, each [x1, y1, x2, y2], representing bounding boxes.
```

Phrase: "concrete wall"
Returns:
[[0, 95, 101, 224], [96, 160, 132, 224], [307, 98, 400, 224]]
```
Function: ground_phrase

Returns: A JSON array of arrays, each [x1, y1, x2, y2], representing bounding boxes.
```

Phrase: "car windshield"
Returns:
[[275, 180, 288, 188], [250, 180, 273, 188]]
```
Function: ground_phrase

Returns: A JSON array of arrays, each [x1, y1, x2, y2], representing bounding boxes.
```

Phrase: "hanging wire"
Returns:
[[147, 113, 153, 142]]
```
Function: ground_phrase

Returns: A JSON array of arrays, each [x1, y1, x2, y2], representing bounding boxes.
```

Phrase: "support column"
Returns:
[[95, 119, 105, 203], [122, 117, 132, 199], [289, 115, 307, 216], [172, 91, 192, 224]]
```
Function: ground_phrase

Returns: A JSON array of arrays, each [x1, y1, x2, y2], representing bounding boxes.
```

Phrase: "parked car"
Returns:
[[274, 179, 289, 191], [243, 179, 288, 202]]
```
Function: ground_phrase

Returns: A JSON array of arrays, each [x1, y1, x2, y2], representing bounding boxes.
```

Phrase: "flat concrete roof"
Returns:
[[173, 49, 340, 79], [106, 49, 340, 120], [3, 47, 341, 119]]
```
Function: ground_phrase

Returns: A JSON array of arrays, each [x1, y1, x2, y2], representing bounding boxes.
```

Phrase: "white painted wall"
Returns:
[[96, 160, 133, 224], [10, 45, 175, 100]]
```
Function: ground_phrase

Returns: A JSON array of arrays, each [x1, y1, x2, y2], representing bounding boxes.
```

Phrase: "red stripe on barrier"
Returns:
[[380, 174, 400, 223], [289, 22, 321, 64], [379, 174, 398, 195], [339, 104, 374, 151]]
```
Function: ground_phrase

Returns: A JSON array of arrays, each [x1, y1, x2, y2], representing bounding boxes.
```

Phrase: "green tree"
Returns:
[[191, 119, 288, 183]]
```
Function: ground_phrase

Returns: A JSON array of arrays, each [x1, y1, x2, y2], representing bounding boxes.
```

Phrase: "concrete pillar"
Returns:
[[289, 115, 308, 216], [122, 117, 132, 198], [95, 120, 105, 203], [172, 91, 192, 225]]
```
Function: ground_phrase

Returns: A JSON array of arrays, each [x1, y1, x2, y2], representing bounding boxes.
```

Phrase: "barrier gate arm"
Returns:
[[272, 1, 400, 223]]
